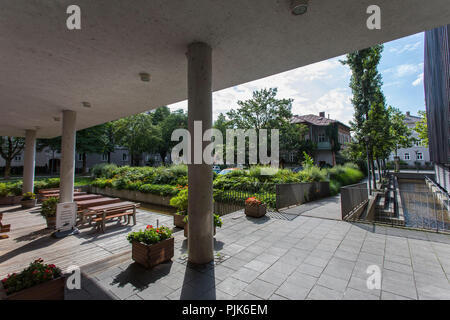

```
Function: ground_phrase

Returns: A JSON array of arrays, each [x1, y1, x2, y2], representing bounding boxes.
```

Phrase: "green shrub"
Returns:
[[0, 183, 9, 197], [170, 188, 188, 215], [91, 163, 118, 178], [138, 184, 178, 196], [298, 166, 327, 182], [41, 197, 58, 218], [127, 225, 172, 245]]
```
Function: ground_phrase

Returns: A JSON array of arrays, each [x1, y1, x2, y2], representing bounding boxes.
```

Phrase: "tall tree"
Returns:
[[414, 110, 429, 147], [388, 106, 415, 156], [113, 113, 162, 166], [156, 109, 187, 164], [76, 124, 108, 174], [0, 137, 25, 179], [37, 137, 62, 175], [225, 88, 293, 165], [341, 45, 385, 188]]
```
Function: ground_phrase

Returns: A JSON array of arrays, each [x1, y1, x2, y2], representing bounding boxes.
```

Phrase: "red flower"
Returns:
[[32, 270, 38, 274], [1, 278, 7, 283], [48, 264, 56, 268]]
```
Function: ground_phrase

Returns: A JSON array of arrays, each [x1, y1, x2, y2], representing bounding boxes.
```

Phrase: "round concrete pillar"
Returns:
[[22, 129, 37, 194], [187, 42, 214, 265], [59, 110, 77, 203]]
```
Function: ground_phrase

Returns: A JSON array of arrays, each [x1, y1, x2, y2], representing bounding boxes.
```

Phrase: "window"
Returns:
[[289, 152, 295, 163], [416, 152, 423, 160], [404, 153, 410, 160], [122, 153, 128, 161], [14, 155, 21, 161], [318, 133, 326, 143], [101, 154, 108, 161], [78, 153, 83, 161]]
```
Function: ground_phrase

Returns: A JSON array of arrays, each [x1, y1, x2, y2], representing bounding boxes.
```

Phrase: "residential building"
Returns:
[[424, 24, 450, 192], [288, 112, 351, 167], [388, 111, 431, 166]]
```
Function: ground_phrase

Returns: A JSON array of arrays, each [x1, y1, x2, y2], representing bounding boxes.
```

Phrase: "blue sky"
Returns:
[[169, 32, 426, 125]]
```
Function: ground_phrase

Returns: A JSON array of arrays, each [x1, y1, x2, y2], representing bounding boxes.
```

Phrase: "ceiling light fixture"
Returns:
[[82, 101, 91, 108], [139, 72, 151, 82], [290, 0, 308, 15]]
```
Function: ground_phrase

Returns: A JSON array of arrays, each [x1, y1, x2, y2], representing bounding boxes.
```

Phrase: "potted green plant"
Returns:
[[127, 224, 174, 268], [20, 192, 37, 209], [170, 187, 188, 229], [244, 197, 267, 218], [41, 197, 58, 229], [0, 258, 65, 300], [184, 214, 222, 237], [0, 183, 23, 205]]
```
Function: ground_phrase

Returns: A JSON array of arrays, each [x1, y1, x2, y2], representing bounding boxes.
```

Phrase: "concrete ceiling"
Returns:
[[1, 0, 449, 138]]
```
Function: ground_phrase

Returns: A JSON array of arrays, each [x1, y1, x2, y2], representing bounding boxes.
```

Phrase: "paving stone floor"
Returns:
[[66, 209, 450, 300]]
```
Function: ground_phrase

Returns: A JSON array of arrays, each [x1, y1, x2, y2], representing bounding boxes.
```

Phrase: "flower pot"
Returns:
[[0, 276, 65, 300], [0, 224, 10, 233], [131, 237, 174, 269], [184, 223, 216, 237], [174, 214, 186, 229], [0, 196, 22, 205], [245, 204, 267, 218], [46, 217, 56, 229], [21, 199, 37, 209]]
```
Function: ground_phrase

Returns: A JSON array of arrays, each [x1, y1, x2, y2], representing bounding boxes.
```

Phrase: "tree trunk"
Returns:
[[377, 158, 382, 183], [82, 153, 87, 174], [107, 152, 111, 164], [4, 159, 11, 180]]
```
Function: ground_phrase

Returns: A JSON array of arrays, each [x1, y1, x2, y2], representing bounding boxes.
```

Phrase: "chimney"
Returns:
[[319, 111, 325, 118], [406, 111, 410, 117]]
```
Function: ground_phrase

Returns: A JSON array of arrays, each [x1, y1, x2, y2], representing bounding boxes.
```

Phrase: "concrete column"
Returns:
[[59, 110, 77, 203], [187, 42, 214, 265], [22, 129, 37, 194]]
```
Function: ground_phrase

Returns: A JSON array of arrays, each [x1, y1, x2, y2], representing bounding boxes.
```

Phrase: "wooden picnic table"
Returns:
[[78, 201, 140, 232], [73, 194, 103, 201], [42, 191, 87, 200], [76, 197, 121, 211], [39, 188, 81, 195]]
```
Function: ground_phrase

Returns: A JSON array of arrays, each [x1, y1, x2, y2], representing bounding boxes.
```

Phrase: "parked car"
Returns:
[[212, 166, 221, 174], [218, 168, 240, 175], [290, 166, 303, 173]]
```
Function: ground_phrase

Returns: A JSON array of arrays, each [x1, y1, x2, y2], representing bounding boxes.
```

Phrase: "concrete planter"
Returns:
[[90, 186, 173, 207], [174, 214, 186, 229], [244, 204, 267, 218], [0, 276, 65, 300], [131, 238, 174, 269], [21, 199, 37, 209], [0, 196, 22, 205]]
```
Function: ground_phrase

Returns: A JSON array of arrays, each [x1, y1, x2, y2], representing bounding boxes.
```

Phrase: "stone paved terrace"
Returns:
[[1, 198, 450, 300]]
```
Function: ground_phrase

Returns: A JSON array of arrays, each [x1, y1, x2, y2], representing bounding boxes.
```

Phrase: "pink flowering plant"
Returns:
[[1, 258, 62, 295], [127, 225, 172, 245]]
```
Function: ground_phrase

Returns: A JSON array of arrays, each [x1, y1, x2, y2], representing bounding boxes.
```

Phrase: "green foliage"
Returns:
[[327, 164, 365, 195], [138, 184, 178, 196], [127, 225, 172, 245], [297, 166, 327, 182], [214, 214, 223, 228], [169, 188, 188, 215], [41, 197, 58, 218], [91, 163, 118, 179], [1, 258, 62, 296], [301, 151, 314, 169], [21, 192, 36, 200], [415, 110, 428, 147]]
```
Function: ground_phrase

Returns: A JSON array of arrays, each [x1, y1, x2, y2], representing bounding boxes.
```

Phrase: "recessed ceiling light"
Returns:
[[139, 72, 151, 82], [290, 0, 308, 15], [82, 101, 91, 108]]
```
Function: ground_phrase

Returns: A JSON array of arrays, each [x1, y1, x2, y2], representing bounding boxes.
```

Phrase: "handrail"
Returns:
[[425, 176, 450, 200]]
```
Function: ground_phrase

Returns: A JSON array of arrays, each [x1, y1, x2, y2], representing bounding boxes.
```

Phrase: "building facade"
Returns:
[[425, 24, 450, 192], [388, 111, 431, 166], [288, 112, 351, 167]]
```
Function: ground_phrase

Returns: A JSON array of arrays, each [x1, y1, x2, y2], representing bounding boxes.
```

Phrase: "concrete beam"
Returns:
[[59, 110, 77, 203], [187, 42, 214, 265], [22, 129, 37, 194]]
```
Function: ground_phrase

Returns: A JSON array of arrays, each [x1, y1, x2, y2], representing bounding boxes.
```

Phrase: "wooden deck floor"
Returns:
[[0, 204, 174, 278]]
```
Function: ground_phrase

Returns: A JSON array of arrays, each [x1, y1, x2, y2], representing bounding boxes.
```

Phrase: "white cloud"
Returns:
[[384, 63, 423, 78], [389, 41, 421, 54], [412, 73, 424, 87]]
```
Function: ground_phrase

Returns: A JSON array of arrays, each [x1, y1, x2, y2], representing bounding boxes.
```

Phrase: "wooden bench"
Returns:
[[42, 191, 87, 200], [76, 197, 121, 211], [73, 194, 103, 202], [80, 202, 140, 233]]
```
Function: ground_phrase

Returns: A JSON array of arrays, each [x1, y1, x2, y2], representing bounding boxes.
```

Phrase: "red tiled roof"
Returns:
[[291, 114, 350, 129]]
